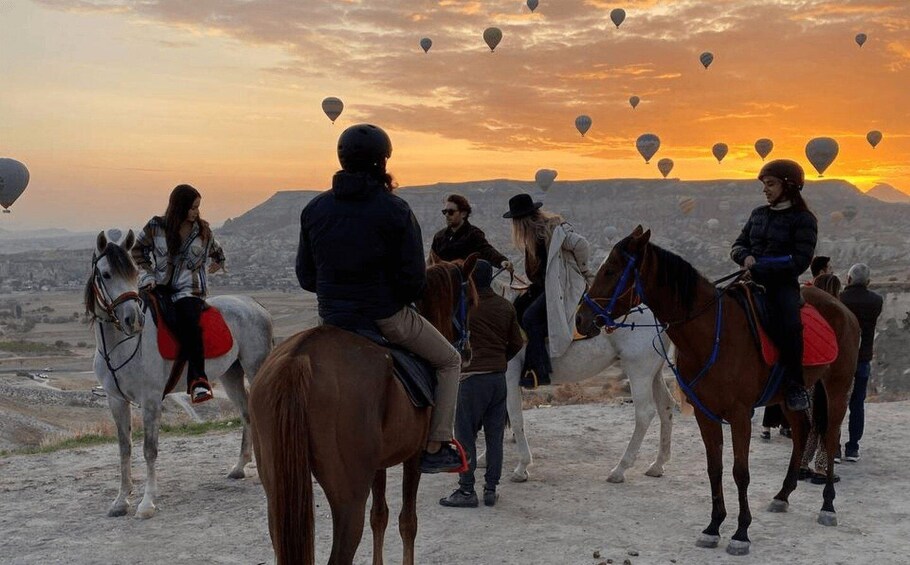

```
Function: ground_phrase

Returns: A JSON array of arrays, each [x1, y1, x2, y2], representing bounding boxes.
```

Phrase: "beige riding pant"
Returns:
[[376, 306, 461, 443]]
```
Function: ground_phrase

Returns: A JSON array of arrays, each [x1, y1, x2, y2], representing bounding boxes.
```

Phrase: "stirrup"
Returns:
[[190, 378, 213, 404]]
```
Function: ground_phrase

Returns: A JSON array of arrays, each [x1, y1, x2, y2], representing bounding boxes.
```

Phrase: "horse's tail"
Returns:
[[251, 352, 315, 565], [812, 381, 829, 442]]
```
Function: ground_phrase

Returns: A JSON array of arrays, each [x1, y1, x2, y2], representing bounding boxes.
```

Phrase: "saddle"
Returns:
[[728, 282, 838, 367], [141, 289, 234, 361], [323, 313, 437, 408]]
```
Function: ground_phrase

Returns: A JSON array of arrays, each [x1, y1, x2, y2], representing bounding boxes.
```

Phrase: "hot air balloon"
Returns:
[[754, 138, 773, 161], [527, 0, 539, 12], [575, 115, 592, 137], [107, 228, 123, 243], [706, 218, 720, 231], [678, 196, 696, 215], [712, 143, 728, 163], [629, 96, 640, 109], [636, 133, 660, 164], [657, 158, 674, 178], [321, 97, 344, 123], [535, 169, 558, 192], [483, 27, 503, 52], [603, 225, 619, 242], [805, 137, 839, 176], [866, 130, 882, 149], [699, 52, 714, 69], [842, 205, 858, 222], [610, 8, 626, 28], [0, 158, 30, 212], [855, 33, 867, 47], [420, 38, 432, 53]]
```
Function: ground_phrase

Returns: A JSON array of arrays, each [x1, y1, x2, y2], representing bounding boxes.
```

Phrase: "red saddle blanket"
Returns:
[[156, 306, 233, 361], [757, 303, 838, 367]]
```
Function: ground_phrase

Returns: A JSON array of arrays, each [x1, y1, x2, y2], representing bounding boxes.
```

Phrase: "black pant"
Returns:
[[455, 372, 508, 491], [763, 281, 803, 389], [174, 297, 205, 384], [516, 291, 550, 380]]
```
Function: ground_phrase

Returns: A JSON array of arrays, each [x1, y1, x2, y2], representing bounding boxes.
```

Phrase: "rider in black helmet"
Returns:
[[296, 123, 464, 473], [731, 159, 818, 412]]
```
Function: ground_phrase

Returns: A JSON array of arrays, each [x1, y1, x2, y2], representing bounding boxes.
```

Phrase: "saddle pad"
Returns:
[[758, 303, 838, 367], [156, 306, 234, 361], [389, 348, 437, 408]]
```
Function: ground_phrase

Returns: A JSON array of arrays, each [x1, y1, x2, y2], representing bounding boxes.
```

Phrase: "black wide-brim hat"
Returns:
[[503, 193, 543, 219]]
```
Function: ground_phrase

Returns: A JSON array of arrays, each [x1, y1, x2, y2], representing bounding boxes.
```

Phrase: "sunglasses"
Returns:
[[441, 209, 460, 216]]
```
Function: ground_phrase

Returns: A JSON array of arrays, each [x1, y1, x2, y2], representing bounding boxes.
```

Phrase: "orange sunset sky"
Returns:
[[1, 0, 908, 231]]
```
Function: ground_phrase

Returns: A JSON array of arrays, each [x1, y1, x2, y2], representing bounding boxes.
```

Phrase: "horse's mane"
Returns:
[[420, 261, 478, 341], [617, 235, 704, 314], [83, 243, 138, 317]]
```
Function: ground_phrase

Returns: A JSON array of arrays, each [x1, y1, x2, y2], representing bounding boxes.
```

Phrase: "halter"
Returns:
[[451, 269, 470, 354], [91, 250, 145, 402], [581, 252, 657, 331]]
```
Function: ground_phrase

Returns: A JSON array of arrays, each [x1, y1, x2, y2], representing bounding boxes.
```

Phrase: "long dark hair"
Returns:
[[164, 184, 211, 255], [782, 184, 813, 216]]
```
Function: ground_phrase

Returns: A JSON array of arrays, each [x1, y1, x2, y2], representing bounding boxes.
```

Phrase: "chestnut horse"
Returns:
[[576, 227, 859, 556], [250, 258, 477, 565]]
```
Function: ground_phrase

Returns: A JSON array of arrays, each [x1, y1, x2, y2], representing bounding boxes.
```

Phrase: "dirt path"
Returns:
[[1, 401, 907, 564]]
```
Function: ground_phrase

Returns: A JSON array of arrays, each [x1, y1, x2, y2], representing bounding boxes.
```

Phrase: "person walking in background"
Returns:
[[132, 184, 225, 404], [800, 272, 842, 483], [806, 255, 833, 285], [439, 260, 524, 508], [839, 263, 884, 463], [430, 194, 513, 273]]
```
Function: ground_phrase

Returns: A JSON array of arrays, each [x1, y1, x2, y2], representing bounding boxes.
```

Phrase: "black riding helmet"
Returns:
[[337, 124, 392, 172], [758, 159, 805, 191]]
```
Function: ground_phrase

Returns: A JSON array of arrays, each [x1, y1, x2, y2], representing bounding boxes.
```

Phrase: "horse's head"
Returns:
[[421, 253, 479, 368], [85, 230, 145, 336], [576, 225, 651, 336]]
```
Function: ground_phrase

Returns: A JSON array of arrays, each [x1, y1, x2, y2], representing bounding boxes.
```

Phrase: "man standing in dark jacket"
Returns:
[[439, 260, 524, 508], [430, 194, 513, 272], [296, 123, 464, 473], [839, 263, 884, 462]]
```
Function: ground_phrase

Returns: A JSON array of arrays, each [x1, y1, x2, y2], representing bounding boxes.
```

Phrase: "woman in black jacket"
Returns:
[[731, 159, 818, 412]]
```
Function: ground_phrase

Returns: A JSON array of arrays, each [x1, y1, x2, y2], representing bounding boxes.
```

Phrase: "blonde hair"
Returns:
[[511, 210, 564, 275]]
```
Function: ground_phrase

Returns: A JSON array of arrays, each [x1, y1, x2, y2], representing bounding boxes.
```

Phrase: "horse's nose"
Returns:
[[123, 313, 135, 329]]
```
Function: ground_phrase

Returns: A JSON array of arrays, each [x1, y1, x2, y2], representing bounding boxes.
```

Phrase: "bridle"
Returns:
[[451, 267, 470, 354]]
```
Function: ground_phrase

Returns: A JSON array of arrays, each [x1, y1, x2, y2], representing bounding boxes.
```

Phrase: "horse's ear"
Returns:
[[96, 231, 107, 253], [629, 227, 651, 253], [463, 252, 479, 280], [631, 225, 644, 237], [122, 229, 135, 251]]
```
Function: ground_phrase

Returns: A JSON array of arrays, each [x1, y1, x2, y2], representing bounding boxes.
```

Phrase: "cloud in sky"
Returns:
[[5, 0, 909, 229]]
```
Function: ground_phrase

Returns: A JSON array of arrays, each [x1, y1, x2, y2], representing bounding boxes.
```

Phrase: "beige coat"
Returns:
[[544, 223, 595, 358]]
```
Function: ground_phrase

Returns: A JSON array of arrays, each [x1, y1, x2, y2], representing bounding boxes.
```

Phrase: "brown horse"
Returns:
[[250, 257, 478, 565], [576, 227, 859, 556]]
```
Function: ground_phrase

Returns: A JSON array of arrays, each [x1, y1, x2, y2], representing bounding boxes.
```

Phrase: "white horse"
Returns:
[[86, 231, 273, 518], [492, 275, 676, 483]]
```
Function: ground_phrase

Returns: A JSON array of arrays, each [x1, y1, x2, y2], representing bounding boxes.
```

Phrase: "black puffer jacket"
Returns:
[[431, 221, 508, 266], [731, 205, 818, 283], [296, 171, 426, 320]]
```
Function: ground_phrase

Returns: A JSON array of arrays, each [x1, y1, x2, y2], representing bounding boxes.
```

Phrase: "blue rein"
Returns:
[[451, 273, 470, 354]]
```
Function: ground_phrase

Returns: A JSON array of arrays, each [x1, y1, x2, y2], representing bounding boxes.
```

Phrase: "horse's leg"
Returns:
[[370, 470, 389, 565], [107, 396, 133, 517], [818, 385, 847, 527], [769, 407, 809, 512], [322, 467, 373, 564], [726, 417, 753, 556], [505, 355, 531, 482], [695, 416, 726, 549], [220, 361, 252, 479], [399, 456, 422, 565], [646, 368, 675, 478], [136, 400, 162, 519], [608, 362, 659, 483]]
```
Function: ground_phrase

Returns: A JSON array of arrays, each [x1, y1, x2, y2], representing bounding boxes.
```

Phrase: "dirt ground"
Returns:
[[1, 401, 907, 565]]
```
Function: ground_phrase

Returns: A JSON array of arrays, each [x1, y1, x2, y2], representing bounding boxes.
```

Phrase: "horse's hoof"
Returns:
[[644, 465, 664, 478], [135, 503, 157, 519], [606, 471, 625, 483], [227, 468, 246, 480], [510, 470, 529, 483], [107, 504, 129, 517], [817, 511, 838, 527], [695, 534, 720, 548], [767, 499, 789, 513], [726, 540, 750, 556]]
